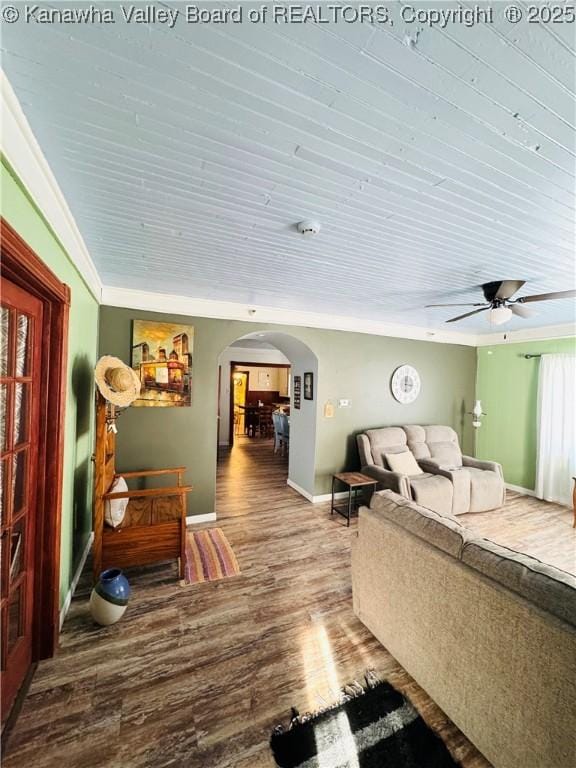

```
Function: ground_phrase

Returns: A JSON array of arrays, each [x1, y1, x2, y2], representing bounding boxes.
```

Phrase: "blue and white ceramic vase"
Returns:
[[90, 568, 130, 626]]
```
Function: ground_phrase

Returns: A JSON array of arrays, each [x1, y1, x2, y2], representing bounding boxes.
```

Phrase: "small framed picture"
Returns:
[[293, 375, 301, 410], [303, 371, 314, 400]]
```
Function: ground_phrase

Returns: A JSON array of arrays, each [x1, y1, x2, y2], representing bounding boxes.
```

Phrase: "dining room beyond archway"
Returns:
[[217, 331, 319, 501]]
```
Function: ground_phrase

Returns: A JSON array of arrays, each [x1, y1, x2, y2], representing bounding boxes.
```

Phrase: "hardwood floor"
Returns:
[[462, 492, 575, 574], [4, 438, 573, 767]]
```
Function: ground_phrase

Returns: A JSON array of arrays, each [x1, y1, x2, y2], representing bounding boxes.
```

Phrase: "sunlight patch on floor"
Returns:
[[301, 621, 360, 768]]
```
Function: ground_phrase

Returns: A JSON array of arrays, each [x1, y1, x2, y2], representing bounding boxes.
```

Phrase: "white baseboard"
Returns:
[[286, 478, 350, 504], [60, 531, 94, 630], [186, 512, 217, 525], [312, 491, 353, 503], [506, 483, 538, 498], [505, 483, 572, 506]]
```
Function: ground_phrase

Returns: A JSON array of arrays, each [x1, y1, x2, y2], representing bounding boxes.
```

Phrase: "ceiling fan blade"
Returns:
[[511, 304, 535, 318], [446, 307, 489, 323], [482, 280, 525, 302], [495, 280, 526, 300], [516, 289, 576, 303], [426, 303, 487, 308]]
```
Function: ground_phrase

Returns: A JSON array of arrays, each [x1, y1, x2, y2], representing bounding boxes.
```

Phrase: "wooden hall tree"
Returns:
[[92, 392, 192, 581]]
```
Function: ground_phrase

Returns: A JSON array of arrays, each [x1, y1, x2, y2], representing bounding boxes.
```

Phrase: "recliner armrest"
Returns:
[[417, 459, 455, 480], [418, 458, 441, 470], [361, 466, 410, 498], [462, 455, 504, 478]]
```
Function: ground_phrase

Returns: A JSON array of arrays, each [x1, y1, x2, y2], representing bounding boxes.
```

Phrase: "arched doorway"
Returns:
[[217, 331, 319, 499]]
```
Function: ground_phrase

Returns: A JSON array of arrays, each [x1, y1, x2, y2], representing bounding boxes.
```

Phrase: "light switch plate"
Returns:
[[338, 399, 351, 408]]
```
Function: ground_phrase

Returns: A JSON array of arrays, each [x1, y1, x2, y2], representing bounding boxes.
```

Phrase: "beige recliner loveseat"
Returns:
[[357, 424, 505, 516]]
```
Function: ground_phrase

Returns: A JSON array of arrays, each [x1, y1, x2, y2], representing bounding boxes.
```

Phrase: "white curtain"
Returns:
[[535, 354, 576, 506]]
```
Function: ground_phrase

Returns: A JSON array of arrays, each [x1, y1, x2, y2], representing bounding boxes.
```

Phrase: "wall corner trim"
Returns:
[[287, 478, 314, 502], [186, 512, 217, 525], [1, 71, 102, 301], [59, 532, 94, 630]]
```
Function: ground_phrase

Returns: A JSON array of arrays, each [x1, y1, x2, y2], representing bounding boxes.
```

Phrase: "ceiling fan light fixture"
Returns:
[[489, 306, 513, 325], [428, 280, 574, 325]]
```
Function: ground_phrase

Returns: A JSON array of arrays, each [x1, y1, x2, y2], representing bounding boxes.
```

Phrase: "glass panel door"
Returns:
[[0, 279, 43, 722]]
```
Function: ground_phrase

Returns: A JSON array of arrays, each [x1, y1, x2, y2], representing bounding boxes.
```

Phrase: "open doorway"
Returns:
[[231, 369, 249, 439], [217, 332, 318, 501], [229, 362, 291, 444]]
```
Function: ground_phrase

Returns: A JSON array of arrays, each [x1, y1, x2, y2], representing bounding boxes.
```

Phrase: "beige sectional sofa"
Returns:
[[352, 490, 576, 768], [357, 425, 505, 516]]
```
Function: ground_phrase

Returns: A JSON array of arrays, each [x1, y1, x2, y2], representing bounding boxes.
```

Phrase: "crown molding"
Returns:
[[102, 285, 482, 346], [475, 323, 576, 346], [102, 286, 574, 347], [1, 71, 102, 301]]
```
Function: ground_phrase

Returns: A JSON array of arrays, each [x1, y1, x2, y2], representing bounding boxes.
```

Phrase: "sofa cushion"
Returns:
[[366, 427, 407, 468], [424, 425, 463, 467], [370, 489, 471, 558], [385, 451, 422, 475], [462, 539, 576, 627], [403, 424, 431, 459], [404, 424, 463, 467]]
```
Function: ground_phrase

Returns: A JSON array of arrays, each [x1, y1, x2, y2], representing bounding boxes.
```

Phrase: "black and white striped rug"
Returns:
[[270, 676, 459, 768]]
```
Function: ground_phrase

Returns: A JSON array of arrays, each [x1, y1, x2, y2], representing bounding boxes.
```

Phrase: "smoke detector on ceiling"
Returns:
[[297, 220, 321, 237]]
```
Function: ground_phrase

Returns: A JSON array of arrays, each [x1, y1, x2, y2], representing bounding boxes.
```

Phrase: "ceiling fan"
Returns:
[[427, 280, 576, 325]]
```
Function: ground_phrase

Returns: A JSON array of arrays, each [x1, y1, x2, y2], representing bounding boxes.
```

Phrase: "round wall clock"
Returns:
[[391, 365, 421, 404]]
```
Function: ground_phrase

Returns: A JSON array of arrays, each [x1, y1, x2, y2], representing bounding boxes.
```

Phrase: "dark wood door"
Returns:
[[1, 278, 43, 722]]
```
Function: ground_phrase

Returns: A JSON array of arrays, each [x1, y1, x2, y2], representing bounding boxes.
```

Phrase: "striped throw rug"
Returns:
[[271, 674, 458, 768], [181, 528, 240, 585]]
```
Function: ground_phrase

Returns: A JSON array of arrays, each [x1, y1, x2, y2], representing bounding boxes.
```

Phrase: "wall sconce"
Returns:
[[468, 399, 486, 428]]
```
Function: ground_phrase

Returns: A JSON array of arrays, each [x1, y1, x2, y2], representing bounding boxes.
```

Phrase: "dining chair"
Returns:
[[272, 411, 283, 454], [279, 413, 290, 456], [245, 406, 258, 437], [260, 406, 274, 438]]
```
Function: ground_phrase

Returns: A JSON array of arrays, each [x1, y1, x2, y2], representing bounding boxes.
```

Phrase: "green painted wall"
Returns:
[[99, 306, 476, 511], [1, 158, 100, 608], [476, 337, 576, 489]]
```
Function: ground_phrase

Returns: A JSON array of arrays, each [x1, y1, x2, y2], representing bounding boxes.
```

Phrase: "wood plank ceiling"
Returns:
[[2, 1, 575, 332]]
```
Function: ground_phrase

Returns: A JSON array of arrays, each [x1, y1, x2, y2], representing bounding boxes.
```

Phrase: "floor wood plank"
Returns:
[[4, 437, 573, 767]]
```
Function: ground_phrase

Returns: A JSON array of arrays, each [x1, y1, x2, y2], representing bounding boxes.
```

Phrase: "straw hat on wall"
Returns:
[[95, 356, 141, 407]]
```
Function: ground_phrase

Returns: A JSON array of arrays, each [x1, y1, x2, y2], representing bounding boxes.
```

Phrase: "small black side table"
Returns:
[[331, 472, 378, 527]]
